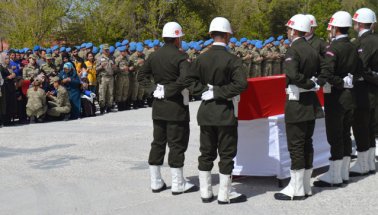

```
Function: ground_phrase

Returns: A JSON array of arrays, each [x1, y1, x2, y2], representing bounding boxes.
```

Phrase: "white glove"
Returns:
[[153, 84, 165, 99], [181, 88, 189, 106], [286, 85, 300, 101], [232, 95, 240, 118], [310, 76, 320, 91], [323, 82, 332, 94], [343, 73, 353, 88], [201, 84, 214, 101]]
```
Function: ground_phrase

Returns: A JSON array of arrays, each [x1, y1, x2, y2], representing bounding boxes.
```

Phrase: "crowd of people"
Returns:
[[0, 30, 289, 127]]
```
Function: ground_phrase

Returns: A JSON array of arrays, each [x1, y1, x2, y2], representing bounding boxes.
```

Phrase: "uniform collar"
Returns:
[[358, 29, 370, 38], [213, 42, 227, 47], [305, 34, 314, 41], [335, 34, 348, 40], [290, 37, 303, 47]]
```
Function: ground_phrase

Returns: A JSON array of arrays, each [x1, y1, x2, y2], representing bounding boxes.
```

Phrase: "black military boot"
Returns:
[[132, 100, 139, 110], [117, 102, 124, 111], [124, 101, 131, 110], [100, 107, 105, 114]]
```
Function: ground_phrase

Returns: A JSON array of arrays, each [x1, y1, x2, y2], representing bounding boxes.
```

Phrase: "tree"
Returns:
[[0, 0, 72, 47]]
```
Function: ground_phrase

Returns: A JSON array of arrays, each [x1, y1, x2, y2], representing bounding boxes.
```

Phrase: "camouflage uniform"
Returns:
[[26, 87, 47, 118], [128, 52, 145, 108], [236, 44, 252, 77], [250, 50, 263, 78], [261, 47, 274, 76], [40, 55, 57, 77], [271, 46, 282, 75], [23, 63, 39, 81], [114, 54, 130, 110], [96, 51, 115, 112], [47, 85, 71, 117]]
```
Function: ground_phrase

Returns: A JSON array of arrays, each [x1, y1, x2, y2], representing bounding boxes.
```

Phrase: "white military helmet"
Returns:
[[209, 17, 233, 34], [305, 14, 318, 27], [286, 14, 312, 33], [327, 11, 353, 30], [353, 8, 377, 23], [162, 22, 184, 38]]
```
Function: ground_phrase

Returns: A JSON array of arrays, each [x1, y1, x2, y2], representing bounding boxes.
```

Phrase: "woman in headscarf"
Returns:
[[0, 54, 17, 126], [59, 62, 81, 120]]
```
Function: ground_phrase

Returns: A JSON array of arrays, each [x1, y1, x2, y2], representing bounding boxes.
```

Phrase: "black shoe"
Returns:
[[313, 180, 343, 188], [218, 194, 247, 204], [100, 107, 105, 114], [116, 102, 123, 111], [343, 180, 349, 184], [106, 107, 112, 113], [138, 100, 145, 108], [369, 170, 376, 175], [274, 193, 306, 201], [132, 101, 139, 110], [172, 185, 199, 195], [152, 183, 167, 193], [349, 171, 369, 177], [124, 101, 131, 110], [201, 195, 214, 203]]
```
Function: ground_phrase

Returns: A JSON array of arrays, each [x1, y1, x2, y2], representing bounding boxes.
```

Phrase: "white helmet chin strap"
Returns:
[[290, 28, 295, 40], [331, 27, 337, 38]]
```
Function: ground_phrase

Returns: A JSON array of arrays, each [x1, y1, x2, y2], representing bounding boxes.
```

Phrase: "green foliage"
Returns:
[[0, 0, 69, 48], [0, 0, 377, 47]]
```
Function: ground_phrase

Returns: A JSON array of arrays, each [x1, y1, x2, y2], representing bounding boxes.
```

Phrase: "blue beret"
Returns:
[[115, 42, 121, 48], [144, 40, 151, 45], [198, 40, 204, 45], [274, 41, 280, 46], [277, 35, 284, 41], [182, 43, 189, 51], [46, 48, 52, 54], [136, 45, 144, 52], [148, 43, 154, 48], [60, 47, 66, 52], [240, 38, 248, 43], [80, 43, 87, 49], [284, 39, 291, 45], [255, 42, 263, 49], [204, 40, 212, 47], [66, 47, 72, 52], [118, 46, 127, 52], [230, 37, 238, 43], [109, 46, 115, 54], [236, 42, 241, 47], [92, 46, 99, 54], [137, 42, 143, 47], [122, 40, 129, 46], [86, 43, 93, 49], [194, 44, 202, 51], [153, 39, 160, 46], [33, 45, 40, 51], [129, 44, 136, 52]]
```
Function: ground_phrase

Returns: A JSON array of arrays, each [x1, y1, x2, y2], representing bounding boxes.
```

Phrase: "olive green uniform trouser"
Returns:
[[148, 120, 190, 168]]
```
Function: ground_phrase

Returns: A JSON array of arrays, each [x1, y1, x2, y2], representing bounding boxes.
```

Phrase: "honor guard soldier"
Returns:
[[313, 11, 360, 187], [274, 14, 321, 201], [350, 8, 378, 176], [305, 14, 328, 58], [184, 17, 248, 204], [138, 22, 198, 195]]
